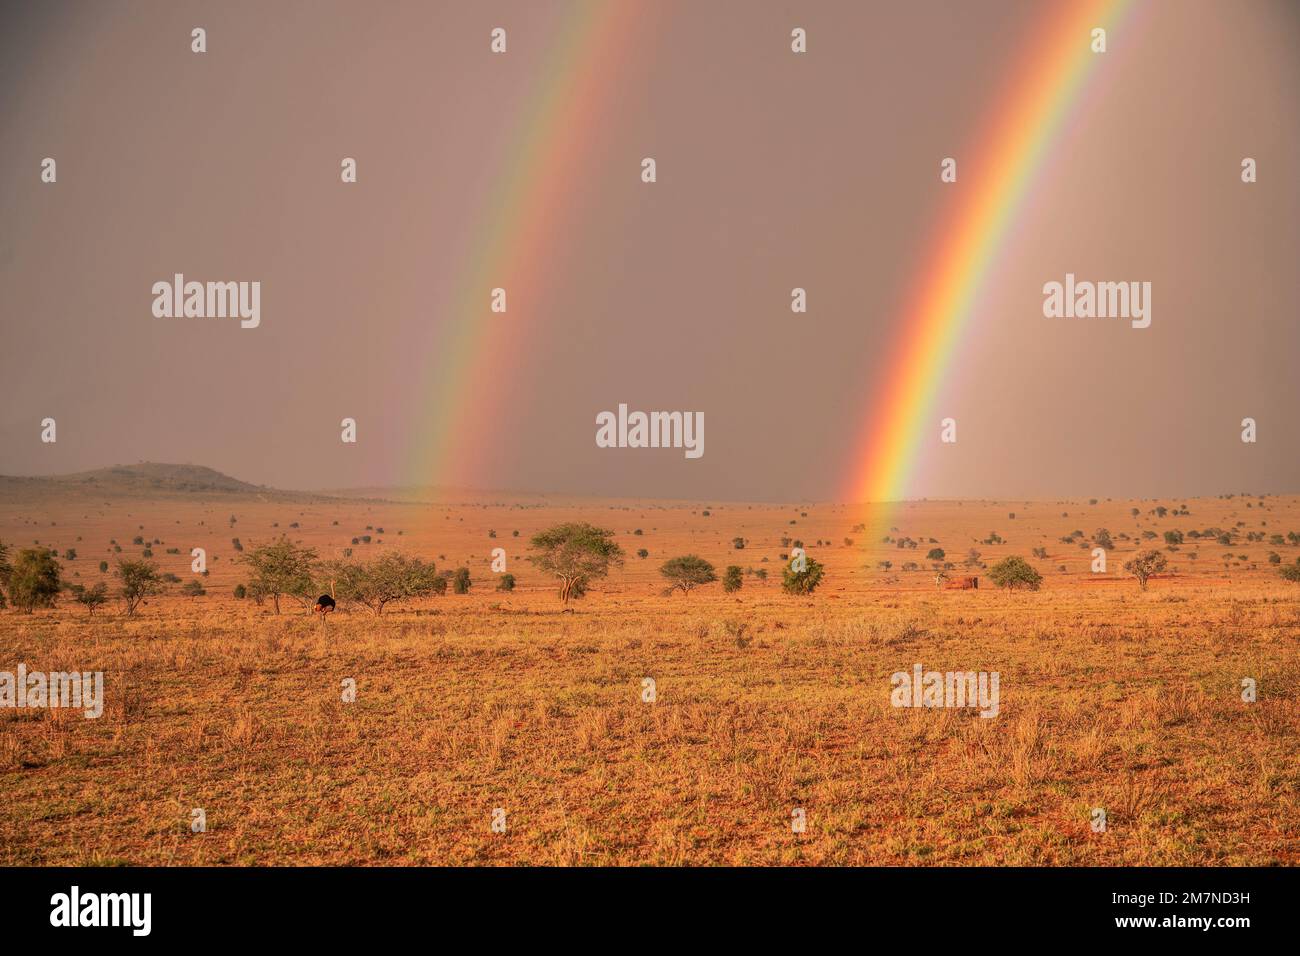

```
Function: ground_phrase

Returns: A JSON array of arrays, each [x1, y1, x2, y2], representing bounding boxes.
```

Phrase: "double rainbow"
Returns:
[[406, 2, 1137, 507]]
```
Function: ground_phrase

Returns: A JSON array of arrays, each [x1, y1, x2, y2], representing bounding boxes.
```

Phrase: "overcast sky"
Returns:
[[1, 0, 1296, 501]]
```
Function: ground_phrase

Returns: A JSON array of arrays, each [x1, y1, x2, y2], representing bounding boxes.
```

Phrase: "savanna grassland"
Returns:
[[1, 467, 1297, 865]]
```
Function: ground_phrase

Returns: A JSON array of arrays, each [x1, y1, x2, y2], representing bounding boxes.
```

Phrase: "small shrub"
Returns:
[[987, 556, 1042, 591]]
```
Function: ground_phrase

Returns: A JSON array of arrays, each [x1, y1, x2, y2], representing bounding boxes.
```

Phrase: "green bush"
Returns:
[[987, 556, 1042, 591], [782, 556, 825, 595], [452, 567, 472, 594], [8, 548, 62, 612]]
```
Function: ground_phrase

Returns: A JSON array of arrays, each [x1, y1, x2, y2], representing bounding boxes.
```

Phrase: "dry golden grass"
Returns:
[[1, 491, 1297, 865]]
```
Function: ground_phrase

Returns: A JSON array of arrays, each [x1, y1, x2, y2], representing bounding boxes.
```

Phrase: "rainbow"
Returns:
[[404, 3, 650, 489], [846, 0, 1136, 512]]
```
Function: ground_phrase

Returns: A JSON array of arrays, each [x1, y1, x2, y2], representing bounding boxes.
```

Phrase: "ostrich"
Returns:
[[314, 593, 336, 618]]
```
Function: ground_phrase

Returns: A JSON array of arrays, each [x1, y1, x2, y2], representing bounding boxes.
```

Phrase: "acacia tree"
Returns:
[[116, 559, 165, 616], [327, 553, 441, 615], [660, 555, 717, 596], [69, 582, 109, 616], [528, 523, 623, 604], [240, 537, 317, 614], [1123, 549, 1168, 590]]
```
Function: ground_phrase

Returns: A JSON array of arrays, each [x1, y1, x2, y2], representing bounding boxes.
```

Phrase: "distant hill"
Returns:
[[0, 462, 317, 501]]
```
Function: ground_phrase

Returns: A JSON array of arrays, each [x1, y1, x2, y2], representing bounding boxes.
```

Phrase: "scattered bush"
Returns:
[[452, 567, 472, 594], [8, 548, 62, 612], [782, 556, 825, 595], [987, 556, 1042, 591], [722, 565, 743, 593]]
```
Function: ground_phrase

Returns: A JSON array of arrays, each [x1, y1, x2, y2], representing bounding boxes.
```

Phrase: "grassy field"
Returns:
[[1, 476, 1298, 865]]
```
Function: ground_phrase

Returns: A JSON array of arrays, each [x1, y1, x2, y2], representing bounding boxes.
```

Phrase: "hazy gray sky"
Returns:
[[1, 1, 1296, 501]]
